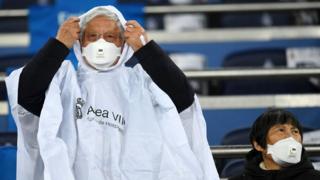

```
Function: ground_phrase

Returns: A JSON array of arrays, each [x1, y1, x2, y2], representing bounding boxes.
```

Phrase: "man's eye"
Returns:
[[89, 34, 98, 38], [105, 35, 115, 39]]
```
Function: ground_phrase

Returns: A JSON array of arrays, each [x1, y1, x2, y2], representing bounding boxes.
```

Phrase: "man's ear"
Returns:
[[253, 141, 265, 152]]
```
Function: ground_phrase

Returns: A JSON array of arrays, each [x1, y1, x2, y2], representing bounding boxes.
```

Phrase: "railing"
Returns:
[[0, 9, 27, 17], [0, 33, 29, 47], [148, 26, 320, 43], [199, 94, 320, 109], [211, 144, 320, 158], [185, 68, 320, 79]]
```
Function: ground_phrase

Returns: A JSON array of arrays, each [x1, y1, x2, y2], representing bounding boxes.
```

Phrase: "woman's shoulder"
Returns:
[[293, 168, 320, 180], [305, 168, 320, 178]]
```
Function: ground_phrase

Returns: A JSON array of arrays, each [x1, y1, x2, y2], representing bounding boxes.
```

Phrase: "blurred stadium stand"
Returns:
[[1, 0, 320, 179], [0, 146, 16, 180], [220, 48, 320, 95]]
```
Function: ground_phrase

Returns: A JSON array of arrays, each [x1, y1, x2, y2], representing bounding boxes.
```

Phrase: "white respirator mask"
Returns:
[[267, 137, 302, 167], [82, 38, 121, 71]]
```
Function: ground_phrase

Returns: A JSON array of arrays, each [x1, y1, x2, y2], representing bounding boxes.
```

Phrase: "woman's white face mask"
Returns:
[[267, 137, 302, 167], [82, 38, 121, 71]]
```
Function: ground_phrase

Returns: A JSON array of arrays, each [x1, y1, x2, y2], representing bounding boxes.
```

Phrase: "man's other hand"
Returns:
[[56, 17, 81, 49], [124, 20, 149, 52]]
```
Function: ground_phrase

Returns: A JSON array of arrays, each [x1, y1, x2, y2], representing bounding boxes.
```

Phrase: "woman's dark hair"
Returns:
[[249, 108, 303, 149]]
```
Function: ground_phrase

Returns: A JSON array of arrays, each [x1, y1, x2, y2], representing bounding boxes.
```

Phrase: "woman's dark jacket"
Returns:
[[229, 149, 320, 180]]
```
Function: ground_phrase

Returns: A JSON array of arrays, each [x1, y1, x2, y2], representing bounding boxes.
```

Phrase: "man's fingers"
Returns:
[[125, 20, 145, 35], [63, 17, 80, 29], [125, 20, 143, 31], [125, 20, 148, 42], [124, 20, 149, 51], [126, 20, 140, 27], [63, 17, 81, 34], [68, 16, 80, 22]]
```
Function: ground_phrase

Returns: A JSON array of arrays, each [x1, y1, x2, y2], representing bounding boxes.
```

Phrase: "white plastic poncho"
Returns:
[[6, 5, 219, 180]]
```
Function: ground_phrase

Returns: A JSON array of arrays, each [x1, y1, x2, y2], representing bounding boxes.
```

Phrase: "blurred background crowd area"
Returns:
[[1, 0, 320, 94], [1, 0, 320, 179]]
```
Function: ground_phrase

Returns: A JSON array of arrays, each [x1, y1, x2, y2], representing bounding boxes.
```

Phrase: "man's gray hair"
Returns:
[[80, 7, 124, 41]]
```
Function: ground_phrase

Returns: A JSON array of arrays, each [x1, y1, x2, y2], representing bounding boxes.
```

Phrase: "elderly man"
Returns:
[[6, 6, 219, 180]]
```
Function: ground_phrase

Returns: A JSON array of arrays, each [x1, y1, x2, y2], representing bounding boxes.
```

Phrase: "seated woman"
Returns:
[[229, 108, 320, 180]]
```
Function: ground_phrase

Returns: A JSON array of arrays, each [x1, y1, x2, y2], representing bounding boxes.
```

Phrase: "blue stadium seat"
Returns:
[[220, 0, 295, 28], [220, 48, 319, 95], [220, 159, 245, 178], [219, 12, 294, 27], [0, 132, 17, 146], [222, 48, 286, 67], [0, 146, 16, 180], [221, 127, 251, 145]]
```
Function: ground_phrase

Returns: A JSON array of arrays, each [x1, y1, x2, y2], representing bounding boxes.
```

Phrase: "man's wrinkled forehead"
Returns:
[[80, 10, 124, 41], [84, 15, 119, 31]]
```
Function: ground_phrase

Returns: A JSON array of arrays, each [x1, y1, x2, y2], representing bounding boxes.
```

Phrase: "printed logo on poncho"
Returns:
[[76, 98, 85, 119], [85, 105, 125, 131]]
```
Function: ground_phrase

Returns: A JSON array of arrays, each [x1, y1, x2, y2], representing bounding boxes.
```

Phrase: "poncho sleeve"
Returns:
[[6, 68, 44, 180], [134, 40, 220, 179]]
